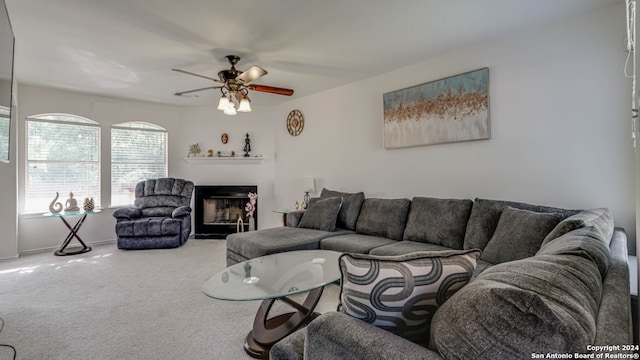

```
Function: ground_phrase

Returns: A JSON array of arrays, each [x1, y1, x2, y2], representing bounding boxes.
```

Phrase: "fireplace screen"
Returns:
[[203, 197, 246, 225]]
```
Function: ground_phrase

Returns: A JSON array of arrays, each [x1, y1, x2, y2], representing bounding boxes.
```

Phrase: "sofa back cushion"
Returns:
[[338, 250, 480, 344], [356, 198, 411, 240], [431, 253, 602, 359], [463, 198, 578, 251], [320, 188, 365, 231], [480, 207, 562, 264], [541, 208, 613, 247], [403, 197, 473, 249]]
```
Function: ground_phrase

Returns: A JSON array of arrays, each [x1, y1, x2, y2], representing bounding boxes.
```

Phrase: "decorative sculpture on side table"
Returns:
[[83, 198, 95, 212], [49, 192, 63, 214], [64, 192, 80, 211]]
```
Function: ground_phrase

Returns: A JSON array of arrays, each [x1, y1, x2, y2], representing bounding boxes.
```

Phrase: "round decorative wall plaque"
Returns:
[[286, 109, 304, 136]]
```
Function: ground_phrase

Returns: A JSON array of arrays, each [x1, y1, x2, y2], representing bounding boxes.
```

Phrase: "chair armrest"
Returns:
[[112, 206, 141, 220], [305, 312, 443, 360], [286, 211, 305, 227], [172, 206, 192, 218]]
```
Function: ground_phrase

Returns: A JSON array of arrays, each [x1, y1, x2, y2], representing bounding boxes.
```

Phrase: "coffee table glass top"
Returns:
[[202, 250, 342, 301]]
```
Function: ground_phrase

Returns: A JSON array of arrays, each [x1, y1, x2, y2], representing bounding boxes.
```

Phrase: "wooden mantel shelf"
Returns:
[[183, 156, 265, 164]]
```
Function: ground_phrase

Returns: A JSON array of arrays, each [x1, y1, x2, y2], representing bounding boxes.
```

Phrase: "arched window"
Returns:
[[25, 113, 100, 212], [111, 121, 167, 206]]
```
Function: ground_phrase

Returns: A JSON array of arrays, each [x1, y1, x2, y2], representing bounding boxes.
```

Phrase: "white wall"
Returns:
[[15, 85, 278, 254], [0, 81, 17, 259], [274, 4, 636, 252]]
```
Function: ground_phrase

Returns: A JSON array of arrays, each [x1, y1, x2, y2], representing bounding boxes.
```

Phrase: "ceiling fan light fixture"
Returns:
[[238, 97, 252, 112], [223, 101, 237, 115], [217, 95, 229, 111]]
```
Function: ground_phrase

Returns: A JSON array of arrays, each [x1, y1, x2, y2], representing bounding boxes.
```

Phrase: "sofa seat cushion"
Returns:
[[542, 208, 614, 247], [338, 250, 480, 344], [403, 197, 473, 249], [431, 254, 602, 359], [464, 198, 578, 252], [369, 241, 452, 256], [226, 227, 352, 260], [356, 198, 411, 241], [298, 197, 343, 231], [320, 188, 365, 231], [320, 234, 397, 254], [480, 207, 562, 265], [115, 217, 182, 237]]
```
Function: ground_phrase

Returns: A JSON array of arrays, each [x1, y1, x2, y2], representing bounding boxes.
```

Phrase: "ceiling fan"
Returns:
[[172, 55, 294, 115]]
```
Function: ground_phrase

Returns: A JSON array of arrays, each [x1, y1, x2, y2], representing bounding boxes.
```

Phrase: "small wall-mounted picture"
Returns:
[[221, 133, 228, 144]]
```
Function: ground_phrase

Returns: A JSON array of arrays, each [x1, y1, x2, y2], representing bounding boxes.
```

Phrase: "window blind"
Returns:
[[25, 114, 100, 213], [0, 106, 9, 160], [111, 122, 167, 206]]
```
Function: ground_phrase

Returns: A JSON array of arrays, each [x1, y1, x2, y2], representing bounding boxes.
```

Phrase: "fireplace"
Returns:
[[194, 185, 258, 239]]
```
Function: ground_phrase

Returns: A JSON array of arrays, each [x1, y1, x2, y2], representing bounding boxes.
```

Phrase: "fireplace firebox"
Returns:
[[194, 185, 257, 239]]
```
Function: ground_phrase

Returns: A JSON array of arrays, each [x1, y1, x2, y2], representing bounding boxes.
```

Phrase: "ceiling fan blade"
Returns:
[[237, 65, 268, 84], [172, 68, 223, 83], [175, 86, 221, 96], [248, 84, 294, 96]]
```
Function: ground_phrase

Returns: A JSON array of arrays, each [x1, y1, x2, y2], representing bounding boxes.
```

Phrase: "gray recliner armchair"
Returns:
[[113, 178, 194, 250]]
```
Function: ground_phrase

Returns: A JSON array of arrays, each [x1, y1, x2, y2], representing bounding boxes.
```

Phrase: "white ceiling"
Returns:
[[5, 0, 620, 107]]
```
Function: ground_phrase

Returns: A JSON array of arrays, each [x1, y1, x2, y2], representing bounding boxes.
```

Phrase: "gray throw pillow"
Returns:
[[403, 197, 473, 249], [463, 198, 578, 252], [320, 188, 365, 231], [537, 227, 610, 277], [297, 197, 343, 232], [480, 207, 562, 264], [355, 198, 411, 240], [431, 254, 602, 359], [338, 250, 480, 344], [541, 208, 613, 247]]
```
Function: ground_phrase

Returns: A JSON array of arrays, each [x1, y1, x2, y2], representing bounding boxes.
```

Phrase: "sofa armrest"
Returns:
[[286, 211, 305, 228], [172, 206, 192, 218], [112, 206, 141, 220], [595, 228, 633, 345], [305, 312, 443, 360]]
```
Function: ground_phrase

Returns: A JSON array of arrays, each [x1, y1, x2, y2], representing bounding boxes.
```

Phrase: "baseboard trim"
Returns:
[[18, 239, 117, 256]]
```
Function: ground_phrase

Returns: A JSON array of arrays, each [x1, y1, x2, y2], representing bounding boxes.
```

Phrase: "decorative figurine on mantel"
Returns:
[[188, 143, 201, 157], [243, 133, 251, 157]]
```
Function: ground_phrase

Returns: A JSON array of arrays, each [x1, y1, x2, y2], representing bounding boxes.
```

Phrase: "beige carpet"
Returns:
[[0, 239, 340, 360]]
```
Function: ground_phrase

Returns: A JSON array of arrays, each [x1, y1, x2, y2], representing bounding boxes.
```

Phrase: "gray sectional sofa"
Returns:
[[225, 188, 633, 359]]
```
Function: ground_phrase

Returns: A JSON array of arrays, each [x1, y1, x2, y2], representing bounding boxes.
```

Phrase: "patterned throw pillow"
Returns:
[[338, 250, 481, 344]]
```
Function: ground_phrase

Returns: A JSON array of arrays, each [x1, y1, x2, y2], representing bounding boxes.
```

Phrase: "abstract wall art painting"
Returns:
[[383, 68, 490, 149]]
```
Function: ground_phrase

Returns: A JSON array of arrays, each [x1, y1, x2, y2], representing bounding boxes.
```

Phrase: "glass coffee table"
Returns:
[[202, 250, 342, 359]]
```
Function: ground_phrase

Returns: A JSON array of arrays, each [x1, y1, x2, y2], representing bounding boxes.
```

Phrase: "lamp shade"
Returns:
[[238, 97, 252, 112], [217, 95, 229, 111], [303, 177, 316, 193], [223, 102, 237, 115]]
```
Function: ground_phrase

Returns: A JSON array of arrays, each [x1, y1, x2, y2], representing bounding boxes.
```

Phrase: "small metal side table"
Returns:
[[272, 209, 293, 226], [44, 209, 101, 256]]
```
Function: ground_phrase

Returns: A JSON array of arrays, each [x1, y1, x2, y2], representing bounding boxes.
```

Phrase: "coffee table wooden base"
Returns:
[[244, 287, 323, 359]]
